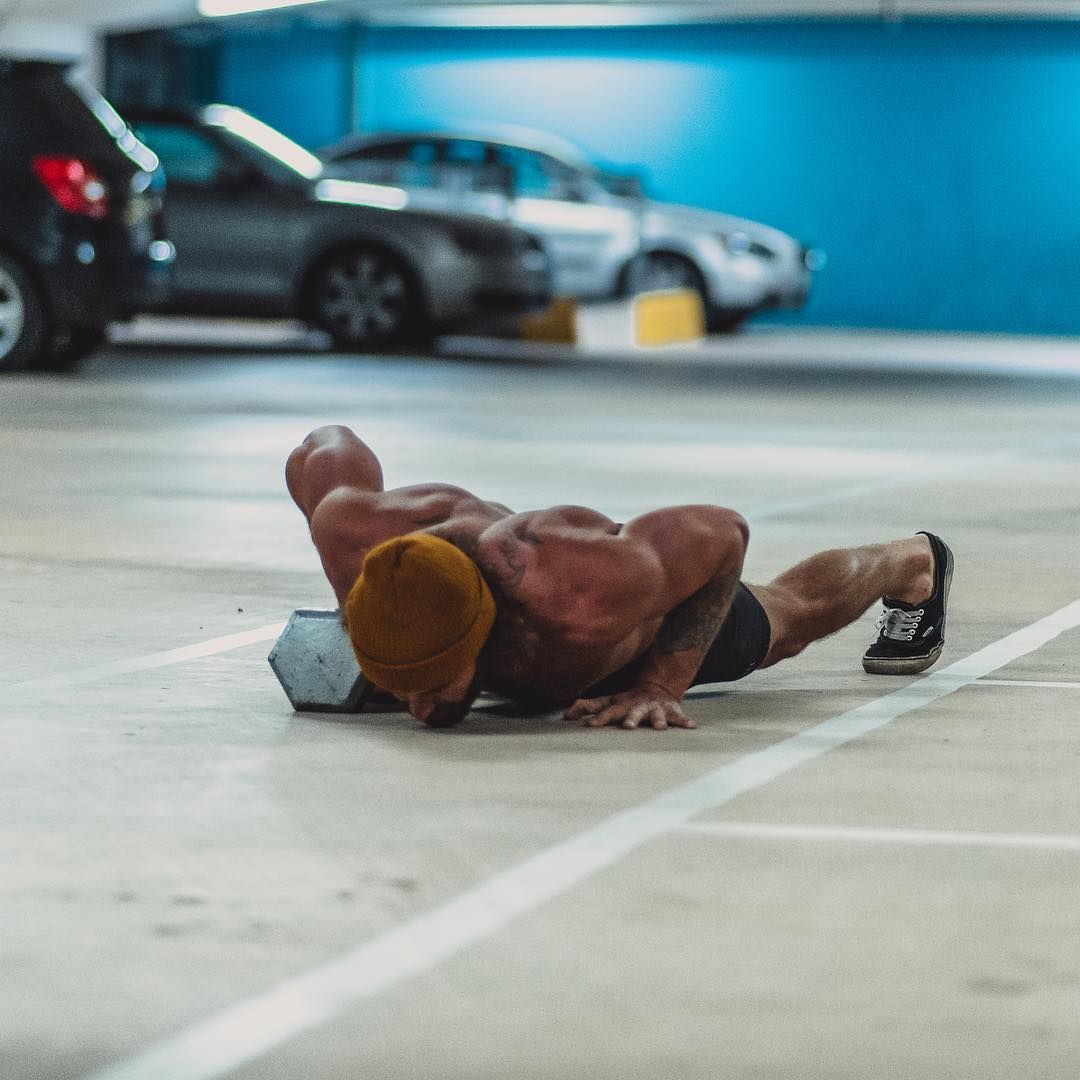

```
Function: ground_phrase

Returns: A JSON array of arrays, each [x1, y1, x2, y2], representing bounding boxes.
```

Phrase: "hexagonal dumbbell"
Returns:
[[268, 608, 384, 713]]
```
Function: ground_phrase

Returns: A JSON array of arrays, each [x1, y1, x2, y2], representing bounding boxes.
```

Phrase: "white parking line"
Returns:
[[976, 678, 1080, 690], [676, 821, 1080, 851], [5, 623, 285, 698], [81, 597, 1080, 1080]]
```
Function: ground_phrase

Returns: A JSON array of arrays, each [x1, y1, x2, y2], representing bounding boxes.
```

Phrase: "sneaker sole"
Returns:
[[862, 537, 954, 676], [862, 640, 944, 675]]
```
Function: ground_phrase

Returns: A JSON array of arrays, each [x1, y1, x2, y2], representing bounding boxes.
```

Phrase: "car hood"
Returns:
[[640, 199, 802, 253]]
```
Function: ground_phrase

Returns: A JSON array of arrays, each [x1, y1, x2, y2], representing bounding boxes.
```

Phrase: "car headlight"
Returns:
[[721, 230, 752, 255], [721, 230, 777, 260]]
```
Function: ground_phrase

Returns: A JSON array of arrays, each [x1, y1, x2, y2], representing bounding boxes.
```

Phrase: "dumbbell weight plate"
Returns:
[[268, 609, 374, 713]]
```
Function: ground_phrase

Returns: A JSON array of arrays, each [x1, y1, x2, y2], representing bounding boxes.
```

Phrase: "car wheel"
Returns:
[[34, 324, 107, 372], [307, 246, 424, 352], [624, 251, 706, 300], [0, 253, 48, 373]]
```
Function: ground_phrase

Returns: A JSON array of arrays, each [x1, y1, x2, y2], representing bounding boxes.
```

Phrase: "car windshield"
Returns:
[[202, 104, 323, 180], [595, 170, 645, 199]]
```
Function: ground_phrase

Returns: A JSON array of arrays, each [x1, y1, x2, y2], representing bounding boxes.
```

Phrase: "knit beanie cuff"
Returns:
[[354, 580, 494, 695]]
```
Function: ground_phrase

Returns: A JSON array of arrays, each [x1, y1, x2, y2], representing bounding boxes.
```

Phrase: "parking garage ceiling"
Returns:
[[5, 0, 1080, 32]]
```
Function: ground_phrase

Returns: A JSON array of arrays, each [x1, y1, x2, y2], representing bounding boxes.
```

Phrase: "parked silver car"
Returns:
[[321, 127, 819, 332]]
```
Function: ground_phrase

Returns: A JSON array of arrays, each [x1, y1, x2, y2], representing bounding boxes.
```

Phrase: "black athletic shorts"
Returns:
[[583, 582, 772, 697]]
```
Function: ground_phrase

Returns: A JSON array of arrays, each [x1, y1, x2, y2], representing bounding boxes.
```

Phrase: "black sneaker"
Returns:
[[862, 532, 954, 675]]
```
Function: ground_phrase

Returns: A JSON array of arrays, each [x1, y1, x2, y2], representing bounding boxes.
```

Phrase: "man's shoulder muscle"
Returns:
[[311, 483, 511, 598], [311, 483, 491, 548]]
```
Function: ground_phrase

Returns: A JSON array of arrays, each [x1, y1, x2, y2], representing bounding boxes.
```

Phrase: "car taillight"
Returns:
[[31, 156, 109, 220]]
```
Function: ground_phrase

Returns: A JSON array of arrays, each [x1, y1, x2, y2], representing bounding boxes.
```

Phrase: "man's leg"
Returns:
[[749, 534, 937, 669]]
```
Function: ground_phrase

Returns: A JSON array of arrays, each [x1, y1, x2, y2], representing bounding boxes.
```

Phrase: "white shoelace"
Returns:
[[877, 605, 924, 642]]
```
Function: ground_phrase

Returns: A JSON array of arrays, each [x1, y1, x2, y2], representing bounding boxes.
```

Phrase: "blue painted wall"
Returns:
[[216, 23, 355, 151], [157, 17, 1080, 334], [350, 22, 1080, 335]]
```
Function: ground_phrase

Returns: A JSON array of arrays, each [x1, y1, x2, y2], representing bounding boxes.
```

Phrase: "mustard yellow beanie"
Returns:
[[344, 534, 495, 695]]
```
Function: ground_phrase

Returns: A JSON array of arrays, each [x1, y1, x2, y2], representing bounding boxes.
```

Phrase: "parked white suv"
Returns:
[[321, 127, 820, 332]]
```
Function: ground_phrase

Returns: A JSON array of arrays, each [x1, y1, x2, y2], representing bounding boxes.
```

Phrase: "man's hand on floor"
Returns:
[[564, 684, 697, 730]]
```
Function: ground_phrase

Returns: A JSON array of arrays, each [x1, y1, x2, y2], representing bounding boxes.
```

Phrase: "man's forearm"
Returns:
[[634, 573, 741, 699]]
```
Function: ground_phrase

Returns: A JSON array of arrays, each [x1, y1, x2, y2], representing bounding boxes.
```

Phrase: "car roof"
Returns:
[[322, 126, 598, 172], [0, 57, 72, 73]]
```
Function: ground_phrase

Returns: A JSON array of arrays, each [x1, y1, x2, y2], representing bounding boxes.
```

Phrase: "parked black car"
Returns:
[[0, 58, 173, 372], [122, 105, 552, 350]]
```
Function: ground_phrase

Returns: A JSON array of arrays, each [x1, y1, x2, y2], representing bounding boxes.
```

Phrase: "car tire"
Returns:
[[706, 308, 750, 334], [34, 323, 106, 372], [305, 245, 426, 352], [0, 252, 48, 373], [623, 251, 707, 302]]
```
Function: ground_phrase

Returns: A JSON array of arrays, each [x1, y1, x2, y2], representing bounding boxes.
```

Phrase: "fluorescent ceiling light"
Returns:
[[199, 0, 327, 17], [361, 1, 1080, 28], [198, 0, 1080, 25], [203, 104, 324, 178], [367, 4, 698, 27], [314, 178, 409, 210]]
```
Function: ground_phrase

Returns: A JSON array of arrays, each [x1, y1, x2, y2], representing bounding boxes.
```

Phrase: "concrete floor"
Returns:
[[3, 329, 1080, 1080]]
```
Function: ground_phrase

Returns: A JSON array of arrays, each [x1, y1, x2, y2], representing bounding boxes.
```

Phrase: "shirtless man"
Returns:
[[287, 425, 954, 731]]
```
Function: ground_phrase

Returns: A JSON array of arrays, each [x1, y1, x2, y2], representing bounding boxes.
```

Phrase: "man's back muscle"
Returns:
[[468, 508, 668, 703]]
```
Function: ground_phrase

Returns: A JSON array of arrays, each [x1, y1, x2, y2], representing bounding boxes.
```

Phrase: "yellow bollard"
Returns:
[[520, 296, 579, 344], [633, 289, 705, 347]]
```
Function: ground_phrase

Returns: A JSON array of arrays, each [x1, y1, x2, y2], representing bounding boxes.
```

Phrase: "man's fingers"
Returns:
[[620, 701, 654, 730], [626, 704, 667, 730], [623, 705, 694, 730], [565, 696, 611, 721], [648, 704, 695, 730], [571, 693, 697, 731], [592, 702, 628, 727]]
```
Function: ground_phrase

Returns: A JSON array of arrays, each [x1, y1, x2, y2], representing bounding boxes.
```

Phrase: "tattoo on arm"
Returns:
[[653, 574, 739, 657]]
